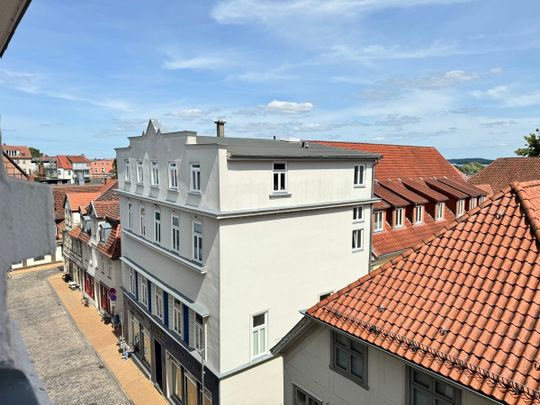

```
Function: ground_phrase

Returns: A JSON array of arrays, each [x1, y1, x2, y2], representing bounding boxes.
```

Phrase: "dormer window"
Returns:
[[168, 162, 178, 189], [374, 211, 384, 232], [469, 197, 477, 210], [190, 163, 201, 193], [415, 205, 423, 224], [395, 208, 403, 228], [273, 162, 287, 192], [435, 202, 445, 221], [456, 199, 465, 217]]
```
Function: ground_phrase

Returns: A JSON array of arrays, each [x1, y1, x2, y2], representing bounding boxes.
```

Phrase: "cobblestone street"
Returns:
[[7, 268, 131, 405]]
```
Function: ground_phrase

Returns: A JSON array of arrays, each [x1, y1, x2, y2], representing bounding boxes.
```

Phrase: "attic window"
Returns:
[[414, 205, 423, 224]]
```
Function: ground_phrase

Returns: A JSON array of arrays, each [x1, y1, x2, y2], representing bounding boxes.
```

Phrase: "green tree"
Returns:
[[515, 129, 540, 157], [29, 147, 43, 159], [459, 161, 484, 175]]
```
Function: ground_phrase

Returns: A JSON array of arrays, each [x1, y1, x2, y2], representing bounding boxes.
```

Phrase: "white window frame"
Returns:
[[127, 202, 133, 230], [374, 211, 384, 232], [154, 285, 164, 320], [353, 206, 363, 222], [139, 205, 146, 236], [194, 313, 204, 355], [469, 197, 477, 210], [192, 221, 203, 263], [136, 160, 143, 183], [190, 163, 201, 193], [139, 274, 148, 306], [124, 159, 131, 182], [168, 162, 178, 190], [395, 207, 403, 228], [128, 268, 136, 295], [415, 205, 423, 224], [151, 161, 159, 186], [171, 214, 180, 253], [154, 208, 161, 244], [457, 199, 465, 217], [354, 164, 365, 187], [436, 202, 445, 221], [352, 229, 363, 251], [272, 162, 287, 193], [251, 311, 268, 359], [172, 299, 183, 336], [479, 195, 486, 204]]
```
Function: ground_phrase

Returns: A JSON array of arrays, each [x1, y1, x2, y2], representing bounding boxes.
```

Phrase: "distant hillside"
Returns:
[[448, 158, 494, 166]]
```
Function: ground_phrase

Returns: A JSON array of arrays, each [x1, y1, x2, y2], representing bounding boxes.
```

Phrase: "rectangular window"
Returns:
[[374, 211, 384, 232], [331, 331, 368, 388], [129, 268, 136, 295], [354, 164, 365, 186], [193, 221, 203, 262], [142, 327, 151, 366], [139, 274, 148, 306], [136, 161, 143, 183], [353, 206, 363, 222], [151, 161, 159, 186], [479, 195, 486, 204], [469, 197, 477, 210], [154, 208, 161, 244], [352, 229, 363, 250], [190, 163, 201, 192], [194, 313, 204, 354], [395, 208, 403, 228], [139, 205, 146, 236], [415, 205, 423, 224], [294, 385, 322, 405], [457, 199, 465, 217], [154, 285, 163, 320], [252, 312, 267, 358], [273, 162, 287, 192], [172, 299, 183, 336], [436, 202, 445, 221], [127, 202, 133, 230], [168, 162, 178, 189], [408, 368, 459, 405], [170, 359, 183, 402], [124, 159, 131, 181], [171, 215, 180, 253]]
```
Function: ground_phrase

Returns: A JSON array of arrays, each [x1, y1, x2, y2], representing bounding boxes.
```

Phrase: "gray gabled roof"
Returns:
[[194, 136, 381, 160]]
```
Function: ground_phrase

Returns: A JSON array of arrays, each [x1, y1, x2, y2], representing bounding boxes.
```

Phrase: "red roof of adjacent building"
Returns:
[[96, 224, 121, 259], [52, 184, 103, 220], [314, 141, 465, 181], [65, 191, 101, 214], [2, 144, 31, 159], [308, 180, 540, 404], [470, 157, 540, 196], [56, 155, 89, 169]]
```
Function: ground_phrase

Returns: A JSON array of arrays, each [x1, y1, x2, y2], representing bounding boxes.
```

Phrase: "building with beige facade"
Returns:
[[116, 120, 380, 405]]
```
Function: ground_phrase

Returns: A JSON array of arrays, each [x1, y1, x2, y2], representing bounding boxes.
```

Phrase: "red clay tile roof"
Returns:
[[69, 226, 90, 243], [68, 155, 89, 164], [51, 184, 103, 220], [92, 200, 119, 219], [314, 141, 465, 181], [65, 191, 101, 214], [308, 180, 540, 404], [374, 183, 409, 207], [56, 155, 72, 170], [2, 144, 31, 158], [96, 224, 121, 259], [402, 179, 448, 202], [470, 157, 540, 196], [438, 177, 484, 197], [424, 178, 469, 199], [96, 180, 118, 201], [2, 151, 29, 179]]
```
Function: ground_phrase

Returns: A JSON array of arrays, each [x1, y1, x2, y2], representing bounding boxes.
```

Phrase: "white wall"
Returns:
[[219, 206, 371, 373], [283, 325, 497, 405]]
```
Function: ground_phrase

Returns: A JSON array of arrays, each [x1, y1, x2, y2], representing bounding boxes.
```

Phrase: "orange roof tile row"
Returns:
[[470, 157, 540, 196], [308, 181, 540, 404], [96, 224, 121, 259], [2, 144, 31, 158], [65, 191, 101, 214], [52, 184, 103, 220]]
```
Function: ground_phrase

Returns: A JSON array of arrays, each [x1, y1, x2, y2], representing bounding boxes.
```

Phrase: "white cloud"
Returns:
[[162, 55, 232, 70], [489, 67, 504, 74], [470, 85, 540, 107], [168, 108, 204, 118], [266, 100, 314, 113], [471, 85, 508, 99]]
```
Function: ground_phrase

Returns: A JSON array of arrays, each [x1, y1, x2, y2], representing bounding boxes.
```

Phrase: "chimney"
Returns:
[[215, 120, 226, 138]]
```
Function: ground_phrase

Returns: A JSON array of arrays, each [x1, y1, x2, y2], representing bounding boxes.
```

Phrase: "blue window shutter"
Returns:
[[163, 291, 169, 327], [147, 280, 152, 312], [183, 305, 189, 344], [135, 274, 139, 300]]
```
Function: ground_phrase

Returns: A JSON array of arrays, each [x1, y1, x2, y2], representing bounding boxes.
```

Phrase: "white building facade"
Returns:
[[116, 120, 379, 405]]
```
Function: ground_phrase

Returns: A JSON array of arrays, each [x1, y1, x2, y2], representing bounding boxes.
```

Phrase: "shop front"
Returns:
[[123, 292, 218, 405]]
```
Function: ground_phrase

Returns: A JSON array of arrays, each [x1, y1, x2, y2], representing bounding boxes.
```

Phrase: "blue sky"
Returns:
[[1, 0, 539, 158]]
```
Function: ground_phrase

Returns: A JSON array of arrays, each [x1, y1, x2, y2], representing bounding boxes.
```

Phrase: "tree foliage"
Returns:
[[29, 147, 43, 159], [515, 129, 540, 157], [458, 161, 484, 175]]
